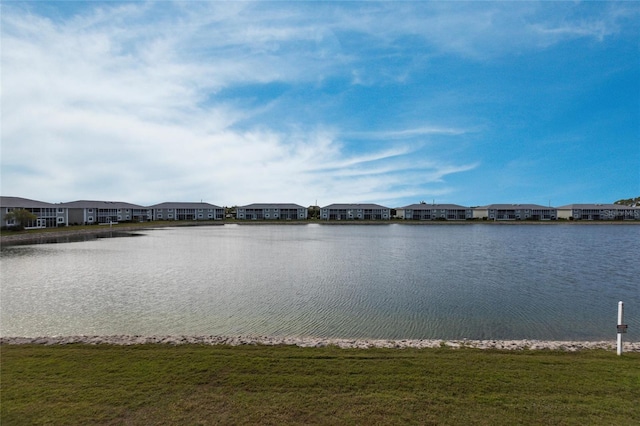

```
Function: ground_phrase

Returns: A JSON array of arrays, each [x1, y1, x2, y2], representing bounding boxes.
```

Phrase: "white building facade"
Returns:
[[149, 202, 224, 221], [320, 204, 391, 220], [61, 200, 150, 225], [557, 204, 640, 220], [236, 203, 308, 220], [474, 204, 557, 221], [0, 196, 67, 228], [396, 204, 473, 220]]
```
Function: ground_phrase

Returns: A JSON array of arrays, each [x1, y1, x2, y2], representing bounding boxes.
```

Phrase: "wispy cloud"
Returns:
[[346, 127, 469, 140], [1, 2, 476, 205], [350, 2, 634, 59]]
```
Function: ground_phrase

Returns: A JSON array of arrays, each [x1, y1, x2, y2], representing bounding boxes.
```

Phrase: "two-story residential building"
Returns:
[[473, 204, 557, 221], [320, 204, 391, 220], [557, 204, 640, 220], [61, 200, 149, 225], [396, 203, 473, 220], [148, 202, 224, 221], [0, 196, 68, 228], [236, 203, 308, 220]]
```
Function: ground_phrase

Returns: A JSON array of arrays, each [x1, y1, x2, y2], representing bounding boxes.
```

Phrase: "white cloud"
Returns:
[[1, 2, 474, 206], [2, 2, 633, 206], [334, 2, 634, 60], [346, 127, 469, 140]]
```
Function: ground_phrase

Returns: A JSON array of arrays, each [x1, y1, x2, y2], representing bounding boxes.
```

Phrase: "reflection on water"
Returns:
[[1, 231, 144, 247], [1, 224, 639, 340]]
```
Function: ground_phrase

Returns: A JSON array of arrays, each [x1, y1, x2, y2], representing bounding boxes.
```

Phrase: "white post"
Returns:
[[617, 301, 624, 356]]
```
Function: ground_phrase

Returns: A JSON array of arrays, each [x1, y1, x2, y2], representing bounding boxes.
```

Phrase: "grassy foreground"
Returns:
[[1, 345, 639, 425]]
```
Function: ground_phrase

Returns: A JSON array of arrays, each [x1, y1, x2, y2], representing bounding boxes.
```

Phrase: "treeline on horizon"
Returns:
[[614, 196, 640, 207]]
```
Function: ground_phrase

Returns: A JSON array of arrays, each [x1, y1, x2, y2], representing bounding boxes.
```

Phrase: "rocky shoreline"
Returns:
[[1, 335, 638, 351]]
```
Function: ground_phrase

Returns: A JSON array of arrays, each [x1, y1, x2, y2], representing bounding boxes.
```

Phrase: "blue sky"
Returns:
[[1, 1, 638, 207]]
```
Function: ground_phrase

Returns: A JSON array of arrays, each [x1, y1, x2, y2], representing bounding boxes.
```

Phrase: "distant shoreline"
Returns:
[[1, 219, 638, 246], [1, 335, 638, 351], [0, 221, 222, 245]]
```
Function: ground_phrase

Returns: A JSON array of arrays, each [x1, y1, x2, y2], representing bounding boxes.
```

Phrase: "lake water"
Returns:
[[1, 224, 638, 341]]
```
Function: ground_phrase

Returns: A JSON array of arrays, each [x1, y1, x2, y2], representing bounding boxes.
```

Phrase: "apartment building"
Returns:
[[396, 203, 473, 220], [149, 202, 224, 221], [236, 203, 308, 220], [557, 204, 640, 220], [474, 204, 557, 221], [320, 204, 391, 220], [60, 200, 149, 225], [0, 196, 67, 228]]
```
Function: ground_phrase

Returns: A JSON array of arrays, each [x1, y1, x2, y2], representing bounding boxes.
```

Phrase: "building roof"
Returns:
[[557, 204, 639, 210], [59, 200, 147, 209], [321, 203, 390, 210], [148, 202, 223, 209], [477, 204, 556, 210], [398, 203, 470, 210], [0, 196, 57, 208], [239, 203, 306, 209]]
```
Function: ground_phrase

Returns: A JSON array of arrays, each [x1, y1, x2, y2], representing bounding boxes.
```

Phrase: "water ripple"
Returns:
[[1, 224, 639, 340]]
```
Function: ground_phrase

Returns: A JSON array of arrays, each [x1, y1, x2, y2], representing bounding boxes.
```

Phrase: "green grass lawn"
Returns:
[[2, 344, 639, 425]]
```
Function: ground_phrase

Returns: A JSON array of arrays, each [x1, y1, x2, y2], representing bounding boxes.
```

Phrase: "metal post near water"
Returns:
[[617, 301, 627, 356]]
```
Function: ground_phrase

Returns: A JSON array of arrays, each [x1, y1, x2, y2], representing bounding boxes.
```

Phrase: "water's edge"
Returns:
[[2, 220, 637, 246], [1, 335, 638, 351]]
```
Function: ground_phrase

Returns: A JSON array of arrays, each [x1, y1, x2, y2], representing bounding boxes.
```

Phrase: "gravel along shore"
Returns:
[[1, 335, 638, 351]]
